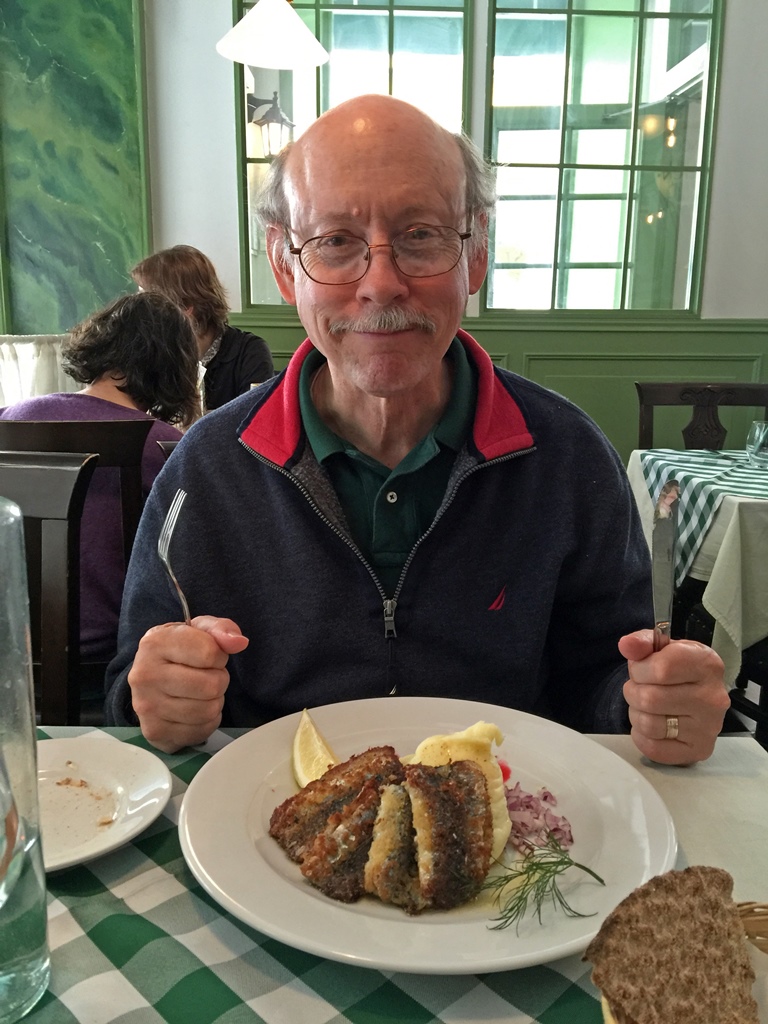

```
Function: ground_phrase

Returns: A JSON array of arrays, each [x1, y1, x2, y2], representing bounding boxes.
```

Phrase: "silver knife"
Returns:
[[651, 478, 680, 652]]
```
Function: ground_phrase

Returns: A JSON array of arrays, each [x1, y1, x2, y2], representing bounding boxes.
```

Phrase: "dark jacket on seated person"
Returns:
[[202, 326, 273, 411], [105, 330, 652, 734]]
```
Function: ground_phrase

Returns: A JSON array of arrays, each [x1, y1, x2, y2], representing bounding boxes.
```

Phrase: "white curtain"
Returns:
[[0, 335, 78, 407]]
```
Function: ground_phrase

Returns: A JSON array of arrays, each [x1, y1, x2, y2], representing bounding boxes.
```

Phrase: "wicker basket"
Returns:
[[738, 902, 768, 954]]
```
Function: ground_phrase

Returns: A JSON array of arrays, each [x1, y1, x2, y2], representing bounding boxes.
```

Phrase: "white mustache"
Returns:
[[328, 308, 437, 336]]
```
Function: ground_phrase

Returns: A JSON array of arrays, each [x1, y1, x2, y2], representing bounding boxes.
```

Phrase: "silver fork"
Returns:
[[158, 488, 191, 625]]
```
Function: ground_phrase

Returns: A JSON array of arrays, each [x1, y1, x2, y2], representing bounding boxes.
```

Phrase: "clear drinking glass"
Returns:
[[746, 420, 768, 469], [0, 497, 50, 1022]]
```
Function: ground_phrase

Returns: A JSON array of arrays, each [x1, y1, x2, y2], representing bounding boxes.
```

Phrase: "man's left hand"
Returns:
[[619, 630, 730, 765]]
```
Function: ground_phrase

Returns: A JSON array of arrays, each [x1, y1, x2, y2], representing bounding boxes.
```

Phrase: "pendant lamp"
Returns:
[[216, 0, 330, 71]]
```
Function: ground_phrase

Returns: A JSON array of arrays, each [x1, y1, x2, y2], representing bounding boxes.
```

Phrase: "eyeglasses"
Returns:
[[288, 225, 471, 286]]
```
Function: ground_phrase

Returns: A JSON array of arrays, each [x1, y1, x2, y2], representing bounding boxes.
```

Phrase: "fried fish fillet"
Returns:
[[299, 780, 382, 902], [268, 745, 404, 862], [270, 748, 494, 915], [364, 783, 425, 914], [404, 760, 493, 910]]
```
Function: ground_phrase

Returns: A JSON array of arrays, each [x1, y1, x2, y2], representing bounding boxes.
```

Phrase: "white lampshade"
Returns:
[[216, 0, 330, 71]]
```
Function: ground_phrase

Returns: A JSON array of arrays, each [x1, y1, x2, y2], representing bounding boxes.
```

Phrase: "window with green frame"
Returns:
[[239, 0, 720, 312]]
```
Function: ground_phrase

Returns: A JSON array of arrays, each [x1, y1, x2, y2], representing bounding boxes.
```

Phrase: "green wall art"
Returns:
[[0, 0, 148, 333]]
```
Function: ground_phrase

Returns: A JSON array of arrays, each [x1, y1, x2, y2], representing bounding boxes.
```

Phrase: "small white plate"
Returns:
[[179, 697, 677, 974], [38, 735, 172, 872]]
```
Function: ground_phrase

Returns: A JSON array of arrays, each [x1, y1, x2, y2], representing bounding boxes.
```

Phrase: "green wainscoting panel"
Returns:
[[0, 0, 149, 333], [523, 353, 764, 464], [230, 311, 768, 465], [468, 317, 768, 464]]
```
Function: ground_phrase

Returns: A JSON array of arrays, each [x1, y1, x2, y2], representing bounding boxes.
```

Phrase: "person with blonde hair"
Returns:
[[131, 244, 274, 410]]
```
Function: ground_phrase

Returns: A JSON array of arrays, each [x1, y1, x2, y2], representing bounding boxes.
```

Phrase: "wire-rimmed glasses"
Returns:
[[289, 224, 471, 286]]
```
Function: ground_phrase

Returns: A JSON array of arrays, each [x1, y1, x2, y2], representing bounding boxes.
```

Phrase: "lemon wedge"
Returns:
[[291, 709, 339, 788]]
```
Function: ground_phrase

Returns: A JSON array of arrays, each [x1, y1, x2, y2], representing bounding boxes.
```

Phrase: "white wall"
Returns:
[[145, 0, 768, 319], [700, 0, 768, 318], [143, 0, 243, 308]]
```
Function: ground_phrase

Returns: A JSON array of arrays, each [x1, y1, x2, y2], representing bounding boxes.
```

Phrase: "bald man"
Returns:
[[105, 95, 728, 760]]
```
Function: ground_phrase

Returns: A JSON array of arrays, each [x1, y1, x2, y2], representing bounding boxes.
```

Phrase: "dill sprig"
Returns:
[[483, 833, 605, 931]]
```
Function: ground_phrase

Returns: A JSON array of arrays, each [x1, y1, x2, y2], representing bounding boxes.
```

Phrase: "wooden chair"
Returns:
[[634, 382, 768, 450], [0, 420, 155, 721], [0, 420, 155, 564], [0, 451, 98, 724]]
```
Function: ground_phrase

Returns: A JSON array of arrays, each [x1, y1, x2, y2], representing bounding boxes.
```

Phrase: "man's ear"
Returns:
[[468, 213, 489, 296], [266, 225, 297, 305]]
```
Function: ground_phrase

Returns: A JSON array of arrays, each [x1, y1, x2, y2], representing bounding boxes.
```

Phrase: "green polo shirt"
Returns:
[[299, 338, 476, 595]]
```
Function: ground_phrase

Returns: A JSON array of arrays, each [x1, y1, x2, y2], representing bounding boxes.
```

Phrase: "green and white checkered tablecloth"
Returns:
[[28, 728, 603, 1024], [639, 449, 768, 586]]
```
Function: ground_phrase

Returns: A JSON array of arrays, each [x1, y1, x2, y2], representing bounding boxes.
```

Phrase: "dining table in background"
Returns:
[[627, 448, 768, 686], [27, 726, 768, 1024]]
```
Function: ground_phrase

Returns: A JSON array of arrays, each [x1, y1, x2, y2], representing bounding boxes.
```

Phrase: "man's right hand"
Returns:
[[127, 616, 249, 753]]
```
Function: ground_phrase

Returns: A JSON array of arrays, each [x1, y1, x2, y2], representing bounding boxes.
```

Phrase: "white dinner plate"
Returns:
[[38, 735, 173, 872], [179, 697, 677, 974]]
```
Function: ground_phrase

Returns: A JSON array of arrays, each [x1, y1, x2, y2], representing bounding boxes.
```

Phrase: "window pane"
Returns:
[[393, 14, 463, 130], [647, 0, 712, 12], [667, 17, 710, 66], [560, 269, 622, 308], [493, 14, 566, 171], [569, 165, 629, 195], [496, 197, 557, 265], [496, 166, 559, 196], [325, 12, 390, 105], [491, 267, 553, 309], [638, 17, 707, 165], [565, 197, 626, 262], [497, 128, 561, 164], [572, 0, 639, 12], [570, 128, 632, 168], [247, 164, 284, 306], [493, 15, 567, 107], [626, 169, 700, 309], [570, 16, 637, 105], [496, 1, 567, 9]]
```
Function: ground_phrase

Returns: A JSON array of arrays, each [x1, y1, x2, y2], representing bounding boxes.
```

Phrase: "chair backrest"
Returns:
[[0, 451, 98, 724], [634, 382, 768, 450], [156, 439, 179, 460], [0, 419, 155, 564]]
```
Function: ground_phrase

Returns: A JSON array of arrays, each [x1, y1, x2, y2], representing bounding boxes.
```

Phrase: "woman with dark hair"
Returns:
[[130, 244, 274, 410], [0, 291, 201, 661]]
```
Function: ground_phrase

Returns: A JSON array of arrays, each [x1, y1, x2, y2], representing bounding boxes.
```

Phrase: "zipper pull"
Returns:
[[383, 598, 397, 638]]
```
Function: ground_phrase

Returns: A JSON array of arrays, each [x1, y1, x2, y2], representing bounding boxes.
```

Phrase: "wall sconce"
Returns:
[[216, 0, 329, 71], [667, 104, 679, 149], [249, 91, 295, 157]]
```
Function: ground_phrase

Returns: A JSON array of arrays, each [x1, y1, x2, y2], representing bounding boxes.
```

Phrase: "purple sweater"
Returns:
[[0, 393, 181, 660]]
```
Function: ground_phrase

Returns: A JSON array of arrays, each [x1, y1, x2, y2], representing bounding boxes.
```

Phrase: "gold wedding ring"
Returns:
[[664, 715, 680, 741]]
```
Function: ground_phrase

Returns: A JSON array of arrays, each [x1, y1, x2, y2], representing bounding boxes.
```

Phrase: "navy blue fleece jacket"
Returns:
[[104, 330, 652, 733]]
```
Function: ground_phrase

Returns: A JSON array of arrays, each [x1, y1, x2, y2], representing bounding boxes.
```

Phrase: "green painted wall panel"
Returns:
[[0, 0, 148, 332]]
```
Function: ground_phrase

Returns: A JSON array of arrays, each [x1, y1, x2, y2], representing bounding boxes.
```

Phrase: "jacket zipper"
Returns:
[[239, 436, 534, 642]]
